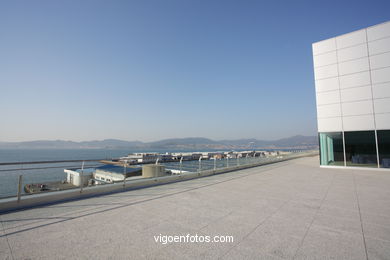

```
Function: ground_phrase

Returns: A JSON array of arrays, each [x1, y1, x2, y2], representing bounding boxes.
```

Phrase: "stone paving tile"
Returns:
[[0, 223, 13, 260], [312, 213, 363, 235], [234, 228, 303, 259], [366, 237, 390, 260], [271, 202, 318, 224], [361, 212, 390, 227], [363, 222, 390, 242], [294, 224, 366, 260], [224, 247, 283, 260], [318, 204, 360, 220], [255, 215, 312, 239]]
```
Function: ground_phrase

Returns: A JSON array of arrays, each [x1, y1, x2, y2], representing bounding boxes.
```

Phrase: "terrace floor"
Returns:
[[1, 156, 390, 259]]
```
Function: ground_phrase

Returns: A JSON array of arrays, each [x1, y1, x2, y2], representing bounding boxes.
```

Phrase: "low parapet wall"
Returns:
[[0, 152, 318, 213]]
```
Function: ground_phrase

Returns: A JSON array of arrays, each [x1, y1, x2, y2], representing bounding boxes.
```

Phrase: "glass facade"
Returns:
[[377, 130, 390, 168], [344, 131, 377, 167], [319, 132, 344, 166], [319, 130, 390, 169]]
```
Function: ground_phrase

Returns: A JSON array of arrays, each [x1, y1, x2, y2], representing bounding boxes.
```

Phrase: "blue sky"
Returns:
[[1, 0, 389, 142]]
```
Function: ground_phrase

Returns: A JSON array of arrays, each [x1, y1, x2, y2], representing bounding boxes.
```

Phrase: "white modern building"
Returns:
[[313, 21, 390, 169], [64, 168, 95, 186]]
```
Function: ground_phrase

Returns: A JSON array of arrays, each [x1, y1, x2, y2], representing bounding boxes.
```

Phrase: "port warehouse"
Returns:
[[313, 21, 390, 169], [0, 150, 315, 212]]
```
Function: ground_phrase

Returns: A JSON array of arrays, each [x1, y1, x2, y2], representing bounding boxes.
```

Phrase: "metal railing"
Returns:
[[0, 151, 318, 201]]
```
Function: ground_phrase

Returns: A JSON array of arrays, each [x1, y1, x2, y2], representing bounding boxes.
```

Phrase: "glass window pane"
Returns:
[[377, 130, 390, 168], [345, 131, 377, 167], [319, 132, 344, 166]]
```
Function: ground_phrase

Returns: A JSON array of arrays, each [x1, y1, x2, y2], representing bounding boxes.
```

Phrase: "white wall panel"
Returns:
[[375, 113, 390, 130], [313, 51, 337, 67], [314, 64, 338, 80], [338, 57, 369, 75], [339, 71, 371, 89], [370, 52, 390, 70], [317, 104, 341, 118], [374, 98, 390, 114], [340, 85, 372, 102], [336, 29, 366, 49], [372, 82, 390, 99], [367, 22, 390, 41], [337, 44, 367, 62], [317, 117, 342, 132], [371, 67, 390, 84], [316, 90, 340, 105], [342, 100, 373, 116], [312, 38, 336, 55], [368, 37, 390, 55], [314, 22, 390, 136], [315, 77, 339, 93], [342, 115, 375, 131]]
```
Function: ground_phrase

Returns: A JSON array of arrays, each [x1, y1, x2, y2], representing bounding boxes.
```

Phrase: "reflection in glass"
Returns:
[[319, 132, 344, 166], [344, 131, 377, 167], [377, 130, 390, 168]]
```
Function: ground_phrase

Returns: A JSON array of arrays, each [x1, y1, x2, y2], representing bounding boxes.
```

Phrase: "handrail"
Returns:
[[0, 151, 319, 201], [0, 159, 110, 166]]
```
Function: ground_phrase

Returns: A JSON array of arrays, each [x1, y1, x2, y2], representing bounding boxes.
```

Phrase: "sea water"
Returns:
[[0, 148, 234, 198]]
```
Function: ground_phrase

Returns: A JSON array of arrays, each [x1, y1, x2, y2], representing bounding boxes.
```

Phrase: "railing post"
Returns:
[[180, 157, 183, 175], [237, 156, 240, 166], [80, 161, 84, 193], [214, 158, 216, 171], [198, 157, 202, 174], [123, 162, 127, 188], [226, 157, 229, 168], [17, 175, 23, 202]]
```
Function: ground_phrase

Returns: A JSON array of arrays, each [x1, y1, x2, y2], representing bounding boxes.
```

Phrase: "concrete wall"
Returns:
[[313, 21, 390, 132]]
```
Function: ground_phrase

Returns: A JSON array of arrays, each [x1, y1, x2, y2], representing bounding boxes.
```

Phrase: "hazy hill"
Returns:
[[0, 135, 318, 149]]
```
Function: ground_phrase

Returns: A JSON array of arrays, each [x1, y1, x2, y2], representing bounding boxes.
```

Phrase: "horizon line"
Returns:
[[0, 134, 317, 143]]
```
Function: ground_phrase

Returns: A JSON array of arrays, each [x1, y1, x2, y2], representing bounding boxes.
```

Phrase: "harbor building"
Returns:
[[313, 21, 390, 168], [64, 168, 94, 186], [94, 165, 142, 183], [65, 165, 142, 186]]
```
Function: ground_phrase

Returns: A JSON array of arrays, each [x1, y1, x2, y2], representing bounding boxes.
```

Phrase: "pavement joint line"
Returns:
[[217, 197, 293, 260], [1, 200, 146, 232], [353, 171, 369, 260], [1, 215, 82, 233], [198, 210, 235, 232], [292, 169, 337, 260], [0, 158, 297, 214], [1, 163, 281, 231], [3, 181, 233, 232], [0, 162, 289, 232], [0, 215, 15, 260], [0, 161, 294, 238]]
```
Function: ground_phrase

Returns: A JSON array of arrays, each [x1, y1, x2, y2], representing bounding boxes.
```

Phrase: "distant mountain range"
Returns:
[[0, 135, 318, 150]]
